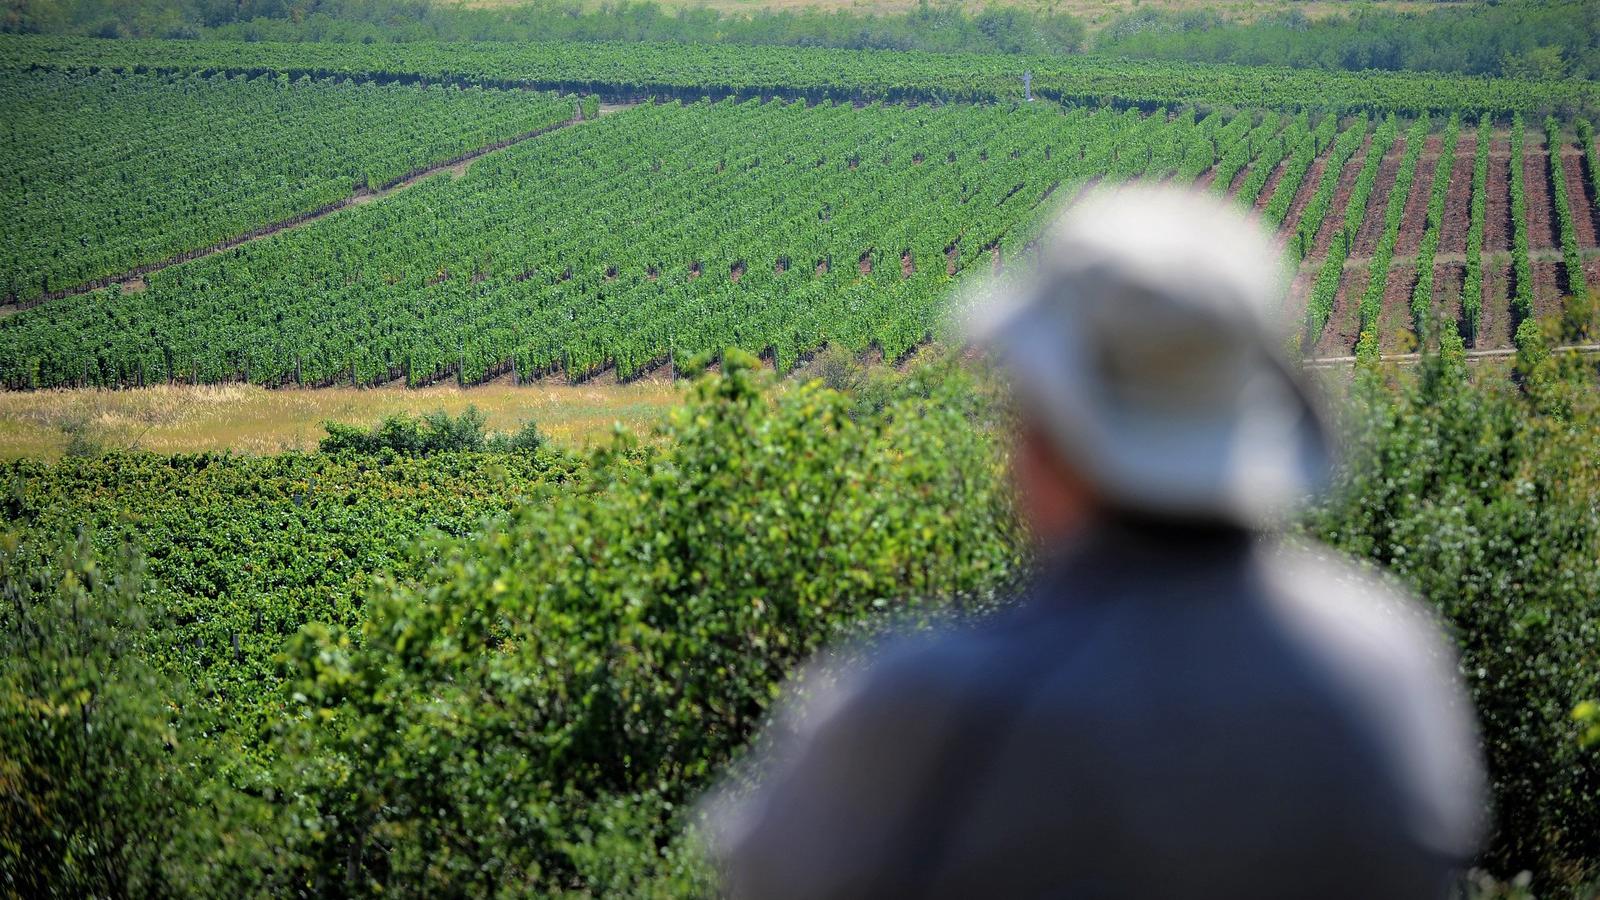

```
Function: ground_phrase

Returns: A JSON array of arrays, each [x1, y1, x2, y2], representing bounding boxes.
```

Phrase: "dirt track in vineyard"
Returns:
[[1394, 136, 1440, 257], [1354, 139, 1405, 256], [1251, 156, 1290, 212], [1523, 132, 1557, 251], [1480, 259, 1514, 348], [1379, 263, 1420, 353], [1434, 262, 1467, 343], [1559, 149, 1598, 248], [1438, 133, 1475, 254], [1485, 137, 1511, 252], [1279, 141, 1339, 243], [1314, 266, 1364, 357]]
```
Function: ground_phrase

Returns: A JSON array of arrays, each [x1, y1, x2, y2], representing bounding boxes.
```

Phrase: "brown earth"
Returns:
[[1485, 137, 1511, 253], [1311, 136, 1369, 258], [1394, 137, 1439, 257], [1522, 134, 1557, 251], [1559, 150, 1598, 248], [1532, 260, 1564, 319], [1314, 266, 1364, 357], [1252, 155, 1290, 213], [1434, 262, 1466, 344], [1378, 263, 1420, 353], [1438, 133, 1476, 255], [1354, 138, 1405, 256], [1278, 140, 1339, 244], [1480, 259, 1514, 349], [1225, 163, 1251, 199], [901, 250, 914, 278]]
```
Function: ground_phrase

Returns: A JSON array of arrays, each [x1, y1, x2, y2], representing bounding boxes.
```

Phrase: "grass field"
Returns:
[[0, 378, 682, 458]]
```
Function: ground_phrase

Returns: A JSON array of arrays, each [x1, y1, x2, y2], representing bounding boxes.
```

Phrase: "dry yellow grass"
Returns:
[[0, 379, 683, 459]]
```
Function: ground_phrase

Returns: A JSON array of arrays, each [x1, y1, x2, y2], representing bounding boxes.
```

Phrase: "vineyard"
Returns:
[[4, 35, 1597, 117], [3, 30, 1600, 899], [1, 70, 581, 302], [1, 64, 1598, 387]]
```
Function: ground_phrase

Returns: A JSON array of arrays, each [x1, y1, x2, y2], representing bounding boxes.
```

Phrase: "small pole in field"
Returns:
[[1024, 71, 1033, 102]]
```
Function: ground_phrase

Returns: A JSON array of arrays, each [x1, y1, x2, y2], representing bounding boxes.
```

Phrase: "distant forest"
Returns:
[[2, 0, 1596, 79]]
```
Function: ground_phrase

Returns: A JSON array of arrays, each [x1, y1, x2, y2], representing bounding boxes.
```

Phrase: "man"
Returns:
[[706, 186, 1486, 898]]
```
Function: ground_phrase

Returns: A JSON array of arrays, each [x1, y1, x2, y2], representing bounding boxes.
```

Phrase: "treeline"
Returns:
[[1096, 0, 1600, 80], [6, 0, 1600, 80], [1, 0, 1089, 55]]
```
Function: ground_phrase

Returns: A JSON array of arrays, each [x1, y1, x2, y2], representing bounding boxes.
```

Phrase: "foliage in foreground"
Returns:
[[1306, 331, 1600, 891], [319, 405, 545, 456], [3, 344, 1598, 895]]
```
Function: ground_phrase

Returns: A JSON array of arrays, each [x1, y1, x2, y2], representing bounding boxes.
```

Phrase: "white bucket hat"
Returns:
[[967, 183, 1335, 528]]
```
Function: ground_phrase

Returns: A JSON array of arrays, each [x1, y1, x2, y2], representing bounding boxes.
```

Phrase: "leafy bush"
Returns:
[[1, 530, 200, 895], [319, 406, 496, 455], [270, 349, 1021, 893], [7, 344, 1600, 895], [1306, 337, 1600, 891]]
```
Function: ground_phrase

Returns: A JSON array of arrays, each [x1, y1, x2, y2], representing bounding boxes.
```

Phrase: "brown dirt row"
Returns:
[[1522, 132, 1557, 251], [1393, 136, 1440, 257], [1433, 262, 1466, 344], [1559, 149, 1598, 248], [1377, 263, 1420, 353], [1251, 155, 1291, 213], [1283, 138, 1370, 324], [1277, 139, 1340, 245], [1314, 265, 1364, 357], [1310, 135, 1370, 259], [1438, 133, 1476, 255], [1532, 260, 1563, 319], [1225, 163, 1251, 199], [1485, 136, 1511, 253], [1353, 138, 1406, 256], [1479, 259, 1514, 349]]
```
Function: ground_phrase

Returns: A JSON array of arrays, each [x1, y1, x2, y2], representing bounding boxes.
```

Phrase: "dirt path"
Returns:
[[1438, 133, 1475, 254], [1559, 148, 1599, 248], [1394, 136, 1439, 257], [1378, 263, 1420, 353], [1303, 342, 1600, 367], [1284, 138, 1369, 323], [1277, 140, 1339, 244], [1485, 137, 1511, 252], [3, 107, 632, 315], [1354, 138, 1405, 256], [1251, 155, 1290, 213], [1523, 132, 1557, 251], [1434, 261, 1466, 342], [1480, 258, 1514, 349], [1314, 265, 1363, 356]]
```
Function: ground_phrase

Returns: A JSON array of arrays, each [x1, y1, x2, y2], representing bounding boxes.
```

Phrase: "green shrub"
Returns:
[[1305, 344, 1600, 892], [319, 406, 492, 455], [271, 349, 1022, 894], [1, 530, 198, 895]]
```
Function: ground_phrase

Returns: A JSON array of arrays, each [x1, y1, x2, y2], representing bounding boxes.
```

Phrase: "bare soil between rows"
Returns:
[[1394, 136, 1441, 257], [1354, 138, 1406, 256], [1438, 134, 1475, 255], [1485, 137, 1511, 253], [1522, 133, 1557, 251], [1559, 149, 1598, 248]]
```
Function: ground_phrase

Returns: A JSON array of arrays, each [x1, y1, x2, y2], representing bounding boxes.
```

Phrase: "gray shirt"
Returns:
[[709, 524, 1486, 899]]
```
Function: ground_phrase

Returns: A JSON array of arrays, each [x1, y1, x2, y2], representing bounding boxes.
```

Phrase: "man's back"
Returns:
[[711, 524, 1485, 899]]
